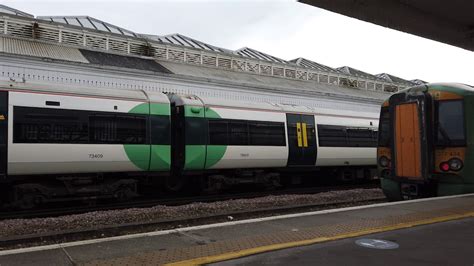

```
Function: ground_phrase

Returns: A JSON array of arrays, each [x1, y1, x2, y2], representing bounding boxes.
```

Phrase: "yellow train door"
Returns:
[[395, 103, 422, 179]]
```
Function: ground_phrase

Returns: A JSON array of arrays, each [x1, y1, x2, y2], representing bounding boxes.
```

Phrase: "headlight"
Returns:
[[440, 158, 463, 172], [448, 158, 463, 171], [379, 156, 389, 167]]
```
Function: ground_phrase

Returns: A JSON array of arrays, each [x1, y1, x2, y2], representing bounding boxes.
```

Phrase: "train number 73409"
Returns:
[[88, 153, 104, 159]]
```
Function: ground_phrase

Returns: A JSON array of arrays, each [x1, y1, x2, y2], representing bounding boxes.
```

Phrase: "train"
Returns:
[[0, 80, 379, 208], [378, 83, 474, 200]]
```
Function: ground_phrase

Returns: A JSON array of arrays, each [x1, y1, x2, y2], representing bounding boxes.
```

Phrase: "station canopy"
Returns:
[[235, 47, 289, 64], [410, 79, 428, 85], [143, 33, 229, 53], [38, 16, 137, 37], [337, 66, 386, 82], [376, 73, 416, 86], [0, 4, 423, 87], [290, 57, 340, 74], [0, 4, 33, 18], [299, 0, 474, 52]]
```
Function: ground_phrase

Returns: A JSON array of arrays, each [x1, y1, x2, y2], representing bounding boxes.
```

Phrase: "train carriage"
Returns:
[[378, 83, 474, 200], [0, 81, 172, 207], [0, 80, 380, 208], [169, 94, 379, 189]]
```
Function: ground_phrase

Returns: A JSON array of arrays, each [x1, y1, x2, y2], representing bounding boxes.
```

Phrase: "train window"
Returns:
[[209, 119, 285, 146], [150, 115, 170, 145], [208, 119, 228, 145], [89, 115, 116, 143], [89, 114, 147, 144], [436, 100, 465, 146], [116, 115, 147, 144], [185, 117, 207, 145], [378, 107, 390, 147], [317, 125, 347, 147], [14, 106, 148, 144], [249, 121, 286, 146], [14, 106, 89, 143], [228, 121, 249, 145], [318, 124, 377, 147], [347, 128, 377, 147]]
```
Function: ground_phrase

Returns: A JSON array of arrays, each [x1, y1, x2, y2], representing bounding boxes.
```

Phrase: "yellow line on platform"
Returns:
[[165, 211, 474, 266]]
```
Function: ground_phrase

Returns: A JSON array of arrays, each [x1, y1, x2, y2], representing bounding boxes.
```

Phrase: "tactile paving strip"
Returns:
[[83, 200, 474, 266]]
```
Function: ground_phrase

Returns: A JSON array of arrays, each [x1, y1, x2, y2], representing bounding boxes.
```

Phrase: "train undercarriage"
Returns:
[[0, 165, 377, 209]]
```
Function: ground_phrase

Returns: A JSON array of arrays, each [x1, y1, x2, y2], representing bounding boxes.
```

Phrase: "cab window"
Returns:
[[436, 100, 465, 146], [378, 107, 390, 147]]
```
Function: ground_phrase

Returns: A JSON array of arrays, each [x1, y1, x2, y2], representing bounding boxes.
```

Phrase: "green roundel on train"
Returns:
[[205, 145, 227, 169], [206, 107, 227, 169], [124, 145, 150, 171], [183, 106, 227, 170], [128, 102, 171, 116], [123, 102, 171, 171]]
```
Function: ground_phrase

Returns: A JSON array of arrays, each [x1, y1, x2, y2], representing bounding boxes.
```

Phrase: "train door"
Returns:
[[286, 114, 316, 166], [0, 91, 7, 178], [394, 102, 422, 179]]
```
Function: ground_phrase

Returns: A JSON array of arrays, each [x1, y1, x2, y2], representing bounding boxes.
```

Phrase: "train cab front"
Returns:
[[377, 84, 467, 200]]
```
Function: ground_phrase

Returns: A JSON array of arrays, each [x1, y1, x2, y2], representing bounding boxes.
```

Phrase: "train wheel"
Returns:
[[17, 193, 45, 209], [114, 186, 135, 202], [165, 175, 187, 192]]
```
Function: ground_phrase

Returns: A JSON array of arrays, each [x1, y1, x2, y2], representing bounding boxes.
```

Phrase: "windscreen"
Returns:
[[436, 100, 465, 146]]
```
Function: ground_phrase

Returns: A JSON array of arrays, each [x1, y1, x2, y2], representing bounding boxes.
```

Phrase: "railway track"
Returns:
[[0, 182, 379, 220], [0, 191, 385, 249]]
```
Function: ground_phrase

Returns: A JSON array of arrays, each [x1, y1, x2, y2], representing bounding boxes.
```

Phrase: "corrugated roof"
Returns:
[[235, 47, 288, 64], [376, 73, 415, 85], [37, 16, 137, 37], [142, 33, 229, 53], [290, 57, 339, 73], [0, 4, 33, 18], [0, 36, 89, 63]]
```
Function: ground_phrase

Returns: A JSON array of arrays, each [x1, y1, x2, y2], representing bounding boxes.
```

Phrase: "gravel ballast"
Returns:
[[0, 188, 384, 238]]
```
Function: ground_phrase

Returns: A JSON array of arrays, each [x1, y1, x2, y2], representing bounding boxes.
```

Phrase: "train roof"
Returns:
[[170, 93, 379, 119], [0, 79, 170, 103], [428, 83, 474, 91]]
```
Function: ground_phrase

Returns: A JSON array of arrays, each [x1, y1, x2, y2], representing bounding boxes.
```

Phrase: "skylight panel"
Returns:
[[92, 21, 109, 32], [108, 25, 123, 35], [65, 18, 82, 27], [77, 17, 96, 30], [51, 17, 67, 24]]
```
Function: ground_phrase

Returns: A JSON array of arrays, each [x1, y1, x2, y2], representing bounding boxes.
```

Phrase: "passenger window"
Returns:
[[249, 121, 286, 146], [228, 121, 248, 145], [208, 119, 228, 145], [14, 106, 148, 144]]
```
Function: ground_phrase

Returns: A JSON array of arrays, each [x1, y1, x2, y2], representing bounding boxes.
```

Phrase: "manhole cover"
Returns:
[[355, 239, 399, 249]]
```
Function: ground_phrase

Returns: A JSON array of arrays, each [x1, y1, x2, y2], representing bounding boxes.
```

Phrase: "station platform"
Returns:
[[0, 194, 473, 266]]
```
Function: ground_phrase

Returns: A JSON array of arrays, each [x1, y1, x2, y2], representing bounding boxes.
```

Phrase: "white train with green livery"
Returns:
[[0, 80, 378, 208]]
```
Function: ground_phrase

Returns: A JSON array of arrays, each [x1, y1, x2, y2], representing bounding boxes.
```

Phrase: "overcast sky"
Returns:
[[3, 0, 473, 84]]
